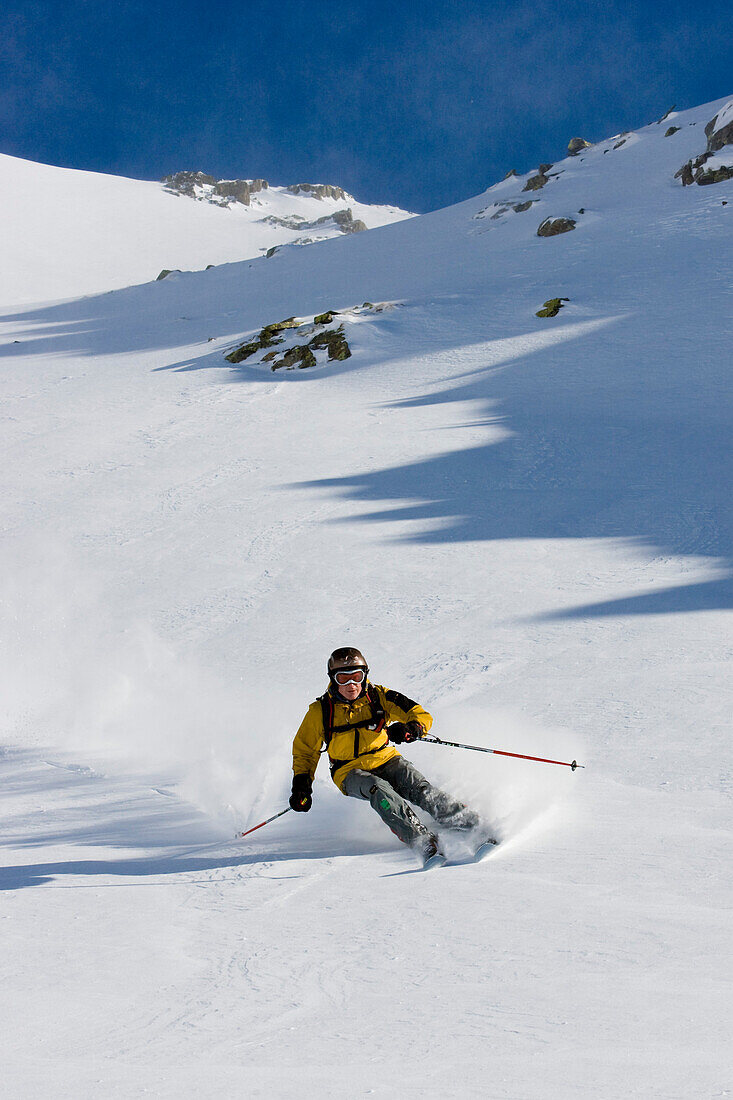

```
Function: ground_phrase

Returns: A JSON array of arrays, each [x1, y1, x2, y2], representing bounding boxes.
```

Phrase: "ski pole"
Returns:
[[423, 735, 584, 771], [235, 806, 291, 840]]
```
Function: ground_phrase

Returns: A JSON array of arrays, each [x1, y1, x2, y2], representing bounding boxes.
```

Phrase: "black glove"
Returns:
[[388, 720, 424, 744], [289, 773, 313, 812]]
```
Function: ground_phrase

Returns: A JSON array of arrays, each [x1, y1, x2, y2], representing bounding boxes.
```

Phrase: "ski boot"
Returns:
[[416, 831, 446, 871]]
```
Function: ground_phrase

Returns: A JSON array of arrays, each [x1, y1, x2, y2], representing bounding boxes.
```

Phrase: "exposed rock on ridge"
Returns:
[[537, 217, 576, 237], [286, 183, 348, 201], [675, 102, 733, 187], [263, 209, 367, 234], [162, 173, 358, 210], [162, 171, 269, 207]]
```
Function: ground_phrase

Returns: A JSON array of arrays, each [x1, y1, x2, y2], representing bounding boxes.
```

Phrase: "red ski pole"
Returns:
[[236, 806, 292, 840], [423, 735, 584, 771]]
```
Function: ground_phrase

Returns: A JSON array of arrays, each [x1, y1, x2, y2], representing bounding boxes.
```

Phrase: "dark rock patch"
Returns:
[[260, 319, 301, 344], [707, 119, 733, 153], [568, 138, 592, 156], [263, 208, 365, 235], [271, 345, 317, 371], [523, 173, 549, 192], [162, 172, 268, 208], [225, 318, 303, 362], [309, 326, 351, 361], [536, 297, 570, 318], [162, 171, 217, 196], [333, 209, 367, 233], [664, 127, 681, 137], [676, 107, 733, 186], [704, 109, 733, 152], [287, 183, 348, 201], [710, 122, 733, 152], [675, 161, 694, 186], [225, 341, 260, 364], [537, 217, 576, 237], [225, 315, 353, 371], [697, 165, 733, 185]]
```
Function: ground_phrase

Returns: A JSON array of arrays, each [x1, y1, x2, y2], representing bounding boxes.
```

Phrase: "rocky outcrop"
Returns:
[[523, 172, 549, 192], [676, 161, 695, 186], [307, 325, 351, 361], [697, 165, 733, 185], [225, 317, 302, 362], [162, 171, 217, 195], [568, 138, 592, 156], [675, 104, 733, 187], [286, 183, 348, 201], [162, 171, 269, 207], [477, 198, 538, 221], [259, 318, 301, 344], [225, 340, 261, 364], [225, 314, 352, 370], [272, 345, 317, 370], [665, 127, 680, 137], [263, 209, 365, 235], [537, 217, 576, 237], [705, 107, 733, 152], [212, 178, 268, 205], [536, 297, 569, 317], [333, 209, 367, 233], [676, 149, 731, 186]]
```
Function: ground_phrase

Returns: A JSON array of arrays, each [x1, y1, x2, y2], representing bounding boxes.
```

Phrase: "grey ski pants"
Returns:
[[341, 754, 478, 846]]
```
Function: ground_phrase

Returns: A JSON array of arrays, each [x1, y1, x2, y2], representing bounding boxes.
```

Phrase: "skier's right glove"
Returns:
[[388, 720, 424, 744], [289, 773, 313, 812]]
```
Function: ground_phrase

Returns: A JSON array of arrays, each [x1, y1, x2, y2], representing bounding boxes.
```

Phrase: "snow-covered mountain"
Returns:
[[1, 97, 731, 1099], [0, 153, 412, 305]]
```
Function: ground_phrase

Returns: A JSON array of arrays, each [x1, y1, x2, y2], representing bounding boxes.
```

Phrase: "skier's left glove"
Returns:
[[388, 720, 424, 744]]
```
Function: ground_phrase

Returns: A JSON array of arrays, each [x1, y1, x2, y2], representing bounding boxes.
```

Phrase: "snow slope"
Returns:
[[0, 153, 412, 306], [1, 98, 731, 1098]]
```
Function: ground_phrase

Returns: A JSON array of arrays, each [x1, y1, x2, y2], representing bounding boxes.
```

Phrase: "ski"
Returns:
[[473, 837, 499, 862]]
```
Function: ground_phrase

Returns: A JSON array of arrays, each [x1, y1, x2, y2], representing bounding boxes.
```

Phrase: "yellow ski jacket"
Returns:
[[292, 682, 433, 792]]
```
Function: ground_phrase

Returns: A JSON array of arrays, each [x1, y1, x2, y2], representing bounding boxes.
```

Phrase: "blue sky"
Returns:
[[1, 0, 730, 212]]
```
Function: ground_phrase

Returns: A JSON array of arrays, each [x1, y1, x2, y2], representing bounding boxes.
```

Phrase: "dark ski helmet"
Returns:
[[327, 647, 368, 678]]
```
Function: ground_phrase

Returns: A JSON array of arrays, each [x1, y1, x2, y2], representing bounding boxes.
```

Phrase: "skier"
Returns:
[[289, 647, 487, 867]]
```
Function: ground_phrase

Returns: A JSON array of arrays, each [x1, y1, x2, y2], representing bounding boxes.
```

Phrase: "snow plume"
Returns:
[[1, 537, 292, 833], [410, 704, 584, 852]]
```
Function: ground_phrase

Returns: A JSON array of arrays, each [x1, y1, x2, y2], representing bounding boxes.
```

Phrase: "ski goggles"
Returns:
[[332, 668, 367, 686]]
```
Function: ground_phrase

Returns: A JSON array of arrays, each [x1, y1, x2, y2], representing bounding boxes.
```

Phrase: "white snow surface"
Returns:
[[1, 97, 732, 1098], [0, 153, 412, 305]]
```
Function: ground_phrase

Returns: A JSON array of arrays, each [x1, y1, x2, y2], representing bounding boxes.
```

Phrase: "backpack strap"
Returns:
[[318, 684, 389, 772], [319, 691, 335, 750]]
